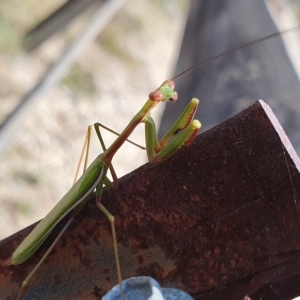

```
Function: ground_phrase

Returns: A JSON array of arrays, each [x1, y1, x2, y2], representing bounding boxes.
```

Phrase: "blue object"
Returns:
[[102, 276, 193, 300]]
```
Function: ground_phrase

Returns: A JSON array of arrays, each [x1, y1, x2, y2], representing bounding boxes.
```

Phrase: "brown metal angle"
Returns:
[[1, 100, 300, 300]]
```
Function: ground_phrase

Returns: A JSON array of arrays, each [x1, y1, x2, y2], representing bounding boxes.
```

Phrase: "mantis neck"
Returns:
[[102, 99, 158, 162]]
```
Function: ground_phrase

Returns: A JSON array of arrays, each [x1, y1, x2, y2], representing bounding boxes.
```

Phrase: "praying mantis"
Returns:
[[4, 79, 201, 300], [1, 15, 300, 299]]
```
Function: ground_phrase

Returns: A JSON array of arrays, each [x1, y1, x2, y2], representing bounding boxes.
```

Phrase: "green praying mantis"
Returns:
[[3, 25, 300, 299], [5, 79, 201, 299]]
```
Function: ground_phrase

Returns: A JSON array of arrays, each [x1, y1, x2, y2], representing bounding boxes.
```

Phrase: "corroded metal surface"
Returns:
[[1, 100, 300, 299]]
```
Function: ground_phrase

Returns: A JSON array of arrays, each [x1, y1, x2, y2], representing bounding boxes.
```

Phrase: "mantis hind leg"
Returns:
[[96, 185, 125, 299], [16, 126, 95, 300], [74, 129, 124, 297], [16, 212, 79, 300], [73, 125, 93, 184]]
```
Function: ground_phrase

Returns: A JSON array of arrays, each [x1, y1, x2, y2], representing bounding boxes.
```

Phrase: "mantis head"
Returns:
[[148, 80, 178, 103]]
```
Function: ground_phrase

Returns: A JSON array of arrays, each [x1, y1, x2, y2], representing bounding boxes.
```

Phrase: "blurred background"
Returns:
[[0, 0, 300, 241], [0, 0, 188, 239]]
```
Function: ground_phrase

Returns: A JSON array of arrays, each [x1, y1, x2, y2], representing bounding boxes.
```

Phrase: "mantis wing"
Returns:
[[11, 157, 107, 265]]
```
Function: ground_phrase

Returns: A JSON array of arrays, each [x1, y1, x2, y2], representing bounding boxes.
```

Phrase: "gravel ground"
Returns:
[[0, 0, 188, 239]]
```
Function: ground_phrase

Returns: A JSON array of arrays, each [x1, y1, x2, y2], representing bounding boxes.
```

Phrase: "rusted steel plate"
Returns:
[[1, 100, 300, 299]]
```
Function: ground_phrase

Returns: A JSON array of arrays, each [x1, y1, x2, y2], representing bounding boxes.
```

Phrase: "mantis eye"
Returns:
[[166, 80, 175, 89], [149, 90, 163, 101], [161, 80, 175, 89], [169, 92, 178, 103]]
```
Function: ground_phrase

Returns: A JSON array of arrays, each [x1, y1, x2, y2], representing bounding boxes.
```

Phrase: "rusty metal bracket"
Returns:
[[1, 100, 300, 300]]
